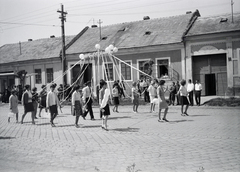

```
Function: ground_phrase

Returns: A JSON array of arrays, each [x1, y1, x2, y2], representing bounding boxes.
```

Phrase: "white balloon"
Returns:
[[108, 44, 114, 50], [105, 47, 110, 53], [113, 47, 118, 53], [79, 54, 85, 60], [95, 44, 100, 50]]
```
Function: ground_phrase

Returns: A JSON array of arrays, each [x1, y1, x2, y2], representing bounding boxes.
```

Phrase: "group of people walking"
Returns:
[[7, 78, 202, 129]]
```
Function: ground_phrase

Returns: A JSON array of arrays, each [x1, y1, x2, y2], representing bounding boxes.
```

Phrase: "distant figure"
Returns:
[[187, 79, 194, 106], [82, 81, 94, 120], [112, 83, 119, 113], [21, 85, 35, 125], [99, 80, 111, 131], [148, 80, 157, 112], [169, 82, 177, 106], [32, 87, 38, 119], [71, 85, 83, 128], [175, 81, 180, 105], [157, 80, 169, 122], [132, 82, 140, 113], [178, 79, 190, 116], [8, 90, 19, 123], [38, 85, 47, 117], [195, 80, 202, 106], [46, 83, 61, 127]]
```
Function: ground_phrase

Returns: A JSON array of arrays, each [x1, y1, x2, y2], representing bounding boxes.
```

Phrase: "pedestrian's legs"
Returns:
[[158, 109, 162, 121], [163, 107, 168, 120], [150, 103, 153, 112], [38, 108, 42, 117], [31, 112, 35, 124], [184, 105, 189, 115], [75, 116, 80, 127], [198, 91, 201, 105], [21, 113, 27, 124], [135, 104, 139, 112], [181, 105, 184, 114], [16, 113, 18, 123]]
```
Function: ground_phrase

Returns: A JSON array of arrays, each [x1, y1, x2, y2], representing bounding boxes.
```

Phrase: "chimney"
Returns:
[[186, 11, 192, 14], [143, 16, 150, 20], [50, 35, 55, 38], [28, 39, 33, 41], [91, 25, 98, 28]]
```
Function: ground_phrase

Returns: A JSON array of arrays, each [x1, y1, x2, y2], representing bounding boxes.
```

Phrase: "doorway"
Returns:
[[72, 64, 92, 86], [205, 74, 216, 96]]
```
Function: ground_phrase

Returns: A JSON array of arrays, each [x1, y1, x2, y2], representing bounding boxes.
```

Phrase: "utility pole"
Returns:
[[231, 0, 234, 23], [57, 4, 67, 99], [98, 19, 102, 40]]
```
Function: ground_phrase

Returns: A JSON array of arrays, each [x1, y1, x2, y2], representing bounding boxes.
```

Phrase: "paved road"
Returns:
[[0, 102, 240, 172]]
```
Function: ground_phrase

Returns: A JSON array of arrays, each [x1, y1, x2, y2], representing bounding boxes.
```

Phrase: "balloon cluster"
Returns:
[[104, 44, 118, 54], [79, 44, 118, 60]]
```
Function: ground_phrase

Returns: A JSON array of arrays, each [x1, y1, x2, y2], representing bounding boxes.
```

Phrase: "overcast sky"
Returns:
[[0, 0, 239, 46]]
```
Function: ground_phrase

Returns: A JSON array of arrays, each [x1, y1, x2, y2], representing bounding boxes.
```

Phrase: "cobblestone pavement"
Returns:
[[0, 102, 240, 172]]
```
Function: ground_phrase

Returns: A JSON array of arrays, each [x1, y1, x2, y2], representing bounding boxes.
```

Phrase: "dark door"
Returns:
[[205, 74, 216, 96]]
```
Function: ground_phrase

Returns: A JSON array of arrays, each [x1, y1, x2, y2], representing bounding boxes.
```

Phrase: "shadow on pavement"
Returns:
[[36, 123, 51, 126], [57, 124, 75, 127], [190, 115, 210, 117], [82, 125, 102, 128], [111, 127, 139, 132], [108, 116, 131, 120], [169, 119, 194, 123], [0, 136, 15, 139]]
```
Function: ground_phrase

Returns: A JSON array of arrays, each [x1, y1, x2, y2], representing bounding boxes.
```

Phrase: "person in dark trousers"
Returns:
[[195, 80, 202, 106], [82, 81, 95, 120], [175, 81, 180, 105], [187, 79, 194, 106], [31, 87, 38, 119], [169, 82, 177, 105], [71, 85, 83, 128]]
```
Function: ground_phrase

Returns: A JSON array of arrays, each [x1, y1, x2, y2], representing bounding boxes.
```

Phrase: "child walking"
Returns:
[[132, 82, 140, 113], [112, 83, 119, 113], [8, 90, 19, 123], [99, 80, 111, 131], [71, 85, 83, 128]]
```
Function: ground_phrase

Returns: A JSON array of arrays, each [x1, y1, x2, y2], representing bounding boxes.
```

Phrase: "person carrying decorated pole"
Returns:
[[99, 80, 111, 131], [46, 83, 61, 127], [71, 84, 83, 128]]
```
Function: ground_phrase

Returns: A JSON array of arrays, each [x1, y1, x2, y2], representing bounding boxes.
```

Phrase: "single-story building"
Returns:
[[184, 13, 240, 96]]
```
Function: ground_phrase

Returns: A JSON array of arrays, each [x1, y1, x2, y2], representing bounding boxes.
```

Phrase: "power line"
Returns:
[[0, 21, 59, 27]]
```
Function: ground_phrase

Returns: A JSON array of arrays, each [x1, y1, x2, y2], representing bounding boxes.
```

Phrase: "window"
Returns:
[[121, 61, 132, 80], [35, 69, 42, 84], [46, 68, 53, 83], [157, 59, 169, 78], [104, 63, 114, 81], [138, 60, 149, 79]]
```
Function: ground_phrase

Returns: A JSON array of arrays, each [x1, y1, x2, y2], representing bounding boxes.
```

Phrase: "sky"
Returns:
[[0, 0, 239, 47]]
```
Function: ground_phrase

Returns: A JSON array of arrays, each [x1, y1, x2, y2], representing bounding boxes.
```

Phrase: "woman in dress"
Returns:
[[157, 80, 169, 122], [8, 90, 19, 123], [21, 85, 35, 124], [71, 85, 83, 128], [99, 80, 111, 131], [38, 85, 47, 117], [178, 79, 190, 116]]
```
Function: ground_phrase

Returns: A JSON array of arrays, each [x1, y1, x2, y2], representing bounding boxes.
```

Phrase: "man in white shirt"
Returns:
[[195, 80, 202, 106], [187, 79, 194, 106], [82, 81, 95, 120]]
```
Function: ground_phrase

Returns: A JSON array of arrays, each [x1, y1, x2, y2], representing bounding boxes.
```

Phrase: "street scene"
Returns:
[[1, 0, 240, 171], [0, 100, 240, 172]]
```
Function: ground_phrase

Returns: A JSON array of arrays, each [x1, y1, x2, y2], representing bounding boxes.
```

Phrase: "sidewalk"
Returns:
[[0, 102, 240, 172]]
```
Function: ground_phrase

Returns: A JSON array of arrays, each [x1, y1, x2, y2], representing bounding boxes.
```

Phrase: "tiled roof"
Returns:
[[186, 13, 240, 36], [0, 36, 74, 64], [66, 11, 199, 54]]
